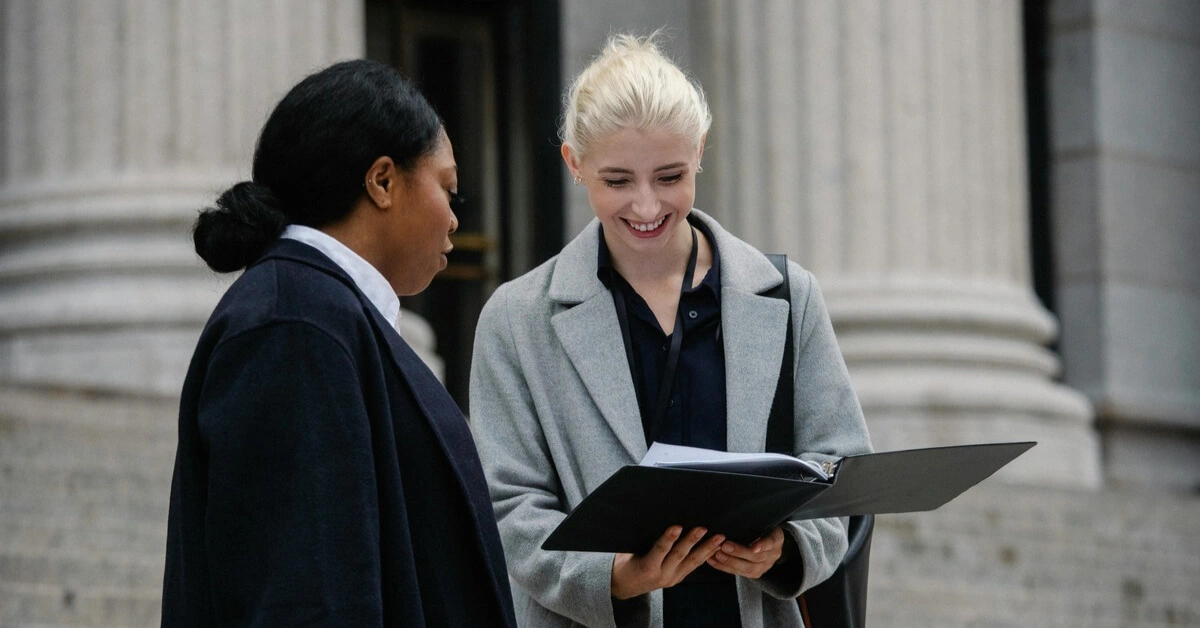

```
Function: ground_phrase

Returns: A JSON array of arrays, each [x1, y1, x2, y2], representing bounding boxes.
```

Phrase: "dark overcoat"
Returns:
[[162, 239, 516, 627]]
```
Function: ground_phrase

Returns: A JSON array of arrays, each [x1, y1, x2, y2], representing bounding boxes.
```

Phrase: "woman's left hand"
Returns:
[[705, 526, 786, 579]]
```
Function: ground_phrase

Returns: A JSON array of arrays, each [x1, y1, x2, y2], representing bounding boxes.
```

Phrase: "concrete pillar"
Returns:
[[1048, 0, 1200, 490], [694, 0, 1100, 488], [0, 0, 365, 397]]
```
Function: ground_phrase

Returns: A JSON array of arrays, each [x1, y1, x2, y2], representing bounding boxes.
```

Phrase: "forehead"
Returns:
[[415, 130, 457, 175], [584, 128, 696, 170]]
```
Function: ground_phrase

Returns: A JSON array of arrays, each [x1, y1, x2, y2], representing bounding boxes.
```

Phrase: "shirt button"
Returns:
[[688, 310, 698, 319]]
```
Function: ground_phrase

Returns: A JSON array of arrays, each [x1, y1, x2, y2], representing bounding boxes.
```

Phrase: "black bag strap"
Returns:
[[764, 254, 793, 456], [761, 253, 873, 628]]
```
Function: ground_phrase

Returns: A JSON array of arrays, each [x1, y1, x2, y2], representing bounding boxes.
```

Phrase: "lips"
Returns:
[[622, 214, 669, 238]]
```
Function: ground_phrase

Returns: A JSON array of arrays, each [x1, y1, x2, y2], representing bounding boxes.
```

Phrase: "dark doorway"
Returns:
[[367, 0, 564, 411], [1023, 0, 1056, 319]]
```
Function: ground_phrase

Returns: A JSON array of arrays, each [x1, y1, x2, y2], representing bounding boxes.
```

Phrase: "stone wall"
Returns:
[[0, 387, 173, 627], [1049, 0, 1200, 491], [870, 483, 1200, 627]]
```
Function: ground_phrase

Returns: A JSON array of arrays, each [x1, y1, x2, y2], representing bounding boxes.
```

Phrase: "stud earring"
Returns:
[[696, 165, 703, 174], [573, 176, 582, 185]]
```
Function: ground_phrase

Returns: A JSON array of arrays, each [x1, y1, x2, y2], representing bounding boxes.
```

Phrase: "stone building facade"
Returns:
[[1, 0, 1196, 625]]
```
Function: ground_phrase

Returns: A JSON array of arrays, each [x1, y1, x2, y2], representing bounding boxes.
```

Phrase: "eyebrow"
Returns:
[[597, 162, 688, 175]]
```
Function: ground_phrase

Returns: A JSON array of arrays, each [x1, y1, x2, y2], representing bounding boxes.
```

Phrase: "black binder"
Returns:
[[542, 441, 1035, 553]]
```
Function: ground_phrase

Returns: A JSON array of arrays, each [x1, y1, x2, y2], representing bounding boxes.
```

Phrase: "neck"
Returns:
[[606, 218, 712, 289], [319, 201, 379, 269]]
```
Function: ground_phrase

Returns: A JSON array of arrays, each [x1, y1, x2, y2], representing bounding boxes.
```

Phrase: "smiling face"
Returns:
[[384, 129, 460, 296], [564, 127, 703, 268]]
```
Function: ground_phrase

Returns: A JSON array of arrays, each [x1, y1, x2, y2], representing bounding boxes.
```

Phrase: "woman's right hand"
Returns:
[[610, 526, 726, 600]]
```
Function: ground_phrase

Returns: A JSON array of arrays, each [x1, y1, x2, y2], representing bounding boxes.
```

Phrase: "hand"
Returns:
[[706, 526, 786, 579], [610, 526, 726, 600]]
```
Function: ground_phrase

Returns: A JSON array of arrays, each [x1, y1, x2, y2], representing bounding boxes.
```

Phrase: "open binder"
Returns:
[[542, 441, 1035, 553]]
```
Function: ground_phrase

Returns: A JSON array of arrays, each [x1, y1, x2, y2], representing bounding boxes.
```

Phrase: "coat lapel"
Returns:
[[721, 289, 789, 454], [548, 221, 647, 462], [697, 212, 793, 455], [552, 294, 647, 462]]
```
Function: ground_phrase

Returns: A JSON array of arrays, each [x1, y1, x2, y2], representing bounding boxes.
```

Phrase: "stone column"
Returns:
[[0, 0, 367, 396], [1049, 0, 1200, 490], [693, 0, 1099, 488]]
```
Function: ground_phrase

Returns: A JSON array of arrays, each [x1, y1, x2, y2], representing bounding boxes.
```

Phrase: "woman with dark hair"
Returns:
[[162, 59, 517, 627]]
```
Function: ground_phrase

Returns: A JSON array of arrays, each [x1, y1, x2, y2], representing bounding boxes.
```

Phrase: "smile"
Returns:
[[624, 215, 667, 233]]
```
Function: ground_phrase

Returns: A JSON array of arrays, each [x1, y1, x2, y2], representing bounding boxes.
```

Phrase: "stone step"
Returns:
[[0, 545, 163, 590], [0, 457, 171, 505], [0, 513, 165, 557], [0, 580, 159, 628], [0, 425, 176, 472], [0, 483, 168, 524], [0, 386, 177, 429]]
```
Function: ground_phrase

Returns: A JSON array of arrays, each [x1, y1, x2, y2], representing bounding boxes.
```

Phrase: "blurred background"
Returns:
[[0, 0, 1197, 625]]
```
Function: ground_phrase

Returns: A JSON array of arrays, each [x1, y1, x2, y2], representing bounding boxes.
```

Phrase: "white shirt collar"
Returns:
[[280, 224, 402, 328]]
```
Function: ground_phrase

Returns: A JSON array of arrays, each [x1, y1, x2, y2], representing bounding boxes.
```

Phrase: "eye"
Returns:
[[659, 173, 684, 184], [603, 179, 630, 188], [449, 191, 466, 208]]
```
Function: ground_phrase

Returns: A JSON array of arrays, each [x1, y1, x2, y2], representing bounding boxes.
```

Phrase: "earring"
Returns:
[[696, 165, 703, 174], [573, 176, 582, 185]]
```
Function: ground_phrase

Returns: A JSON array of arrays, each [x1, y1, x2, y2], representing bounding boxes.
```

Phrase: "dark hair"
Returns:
[[193, 59, 443, 272]]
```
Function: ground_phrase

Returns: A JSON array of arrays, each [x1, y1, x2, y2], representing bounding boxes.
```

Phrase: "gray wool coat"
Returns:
[[469, 210, 872, 628]]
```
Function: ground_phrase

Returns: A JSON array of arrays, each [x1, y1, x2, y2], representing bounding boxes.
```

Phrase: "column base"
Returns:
[[828, 279, 1102, 490]]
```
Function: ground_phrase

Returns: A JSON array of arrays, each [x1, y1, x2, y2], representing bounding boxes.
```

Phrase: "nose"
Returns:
[[448, 214, 459, 234], [630, 182, 660, 220]]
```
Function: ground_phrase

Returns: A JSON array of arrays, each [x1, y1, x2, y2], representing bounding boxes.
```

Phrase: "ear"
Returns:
[[561, 143, 582, 181], [696, 133, 707, 167], [363, 156, 399, 210]]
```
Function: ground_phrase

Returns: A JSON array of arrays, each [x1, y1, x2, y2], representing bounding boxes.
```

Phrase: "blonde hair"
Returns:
[[561, 31, 712, 158]]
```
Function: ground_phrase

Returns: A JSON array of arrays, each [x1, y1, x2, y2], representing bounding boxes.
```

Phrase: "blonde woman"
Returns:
[[470, 33, 871, 627]]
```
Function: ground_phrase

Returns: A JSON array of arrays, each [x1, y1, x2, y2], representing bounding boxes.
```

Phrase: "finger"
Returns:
[[681, 534, 725, 570], [644, 526, 684, 563], [717, 540, 763, 562], [708, 550, 770, 578], [663, 527, 708, 565], [749, 527, 785, 554]]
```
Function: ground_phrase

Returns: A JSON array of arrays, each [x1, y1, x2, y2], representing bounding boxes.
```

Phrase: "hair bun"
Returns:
[[192, 181, 287, 273]]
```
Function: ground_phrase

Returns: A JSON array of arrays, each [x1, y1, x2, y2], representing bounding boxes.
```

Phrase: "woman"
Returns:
[[162, 59, 516, 627], [469, 34, 872, 627]]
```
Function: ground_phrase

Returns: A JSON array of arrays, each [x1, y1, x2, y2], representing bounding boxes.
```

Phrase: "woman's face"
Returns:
[[386, 129, 459, 296], [566, 127, 702, 262]]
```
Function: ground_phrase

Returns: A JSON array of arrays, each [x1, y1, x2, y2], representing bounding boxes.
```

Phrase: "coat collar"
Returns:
[[547, 210, 791, 460]]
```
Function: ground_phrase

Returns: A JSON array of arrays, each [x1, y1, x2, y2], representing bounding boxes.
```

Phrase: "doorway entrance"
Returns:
[[366, 0, 564, 411]]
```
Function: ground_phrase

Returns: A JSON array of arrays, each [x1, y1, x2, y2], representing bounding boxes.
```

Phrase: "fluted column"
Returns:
[[694, 0, 1099, 488], [0, 0, 369, 395]]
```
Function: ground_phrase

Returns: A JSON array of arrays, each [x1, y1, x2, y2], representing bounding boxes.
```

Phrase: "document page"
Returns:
[[640, 442, 830, 482]]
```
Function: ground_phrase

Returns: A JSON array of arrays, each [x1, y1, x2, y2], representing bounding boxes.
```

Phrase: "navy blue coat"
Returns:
[[162, 240, 517, 627]]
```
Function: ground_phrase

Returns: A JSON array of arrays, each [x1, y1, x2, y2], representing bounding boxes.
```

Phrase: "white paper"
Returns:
[[640, 442, 830, 482]]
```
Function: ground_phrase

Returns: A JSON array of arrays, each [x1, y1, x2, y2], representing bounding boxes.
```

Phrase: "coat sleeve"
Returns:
[[196, 321, 385, 626], [752, 266, 874, 600], [470, 286, 643, 628]]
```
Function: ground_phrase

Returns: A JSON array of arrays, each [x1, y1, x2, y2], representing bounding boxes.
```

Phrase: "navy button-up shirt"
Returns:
[[597, 216, 728, 451], [598, 216, 741, 625]]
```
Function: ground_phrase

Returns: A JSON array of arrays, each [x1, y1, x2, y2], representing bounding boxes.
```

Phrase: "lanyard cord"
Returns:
[[611, 226, 699, 445]]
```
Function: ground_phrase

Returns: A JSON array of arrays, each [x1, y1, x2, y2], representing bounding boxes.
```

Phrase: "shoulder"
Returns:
[[690, 209, 816, 297], [204, 254, 372, 353], [475, 256, 560, 345]]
